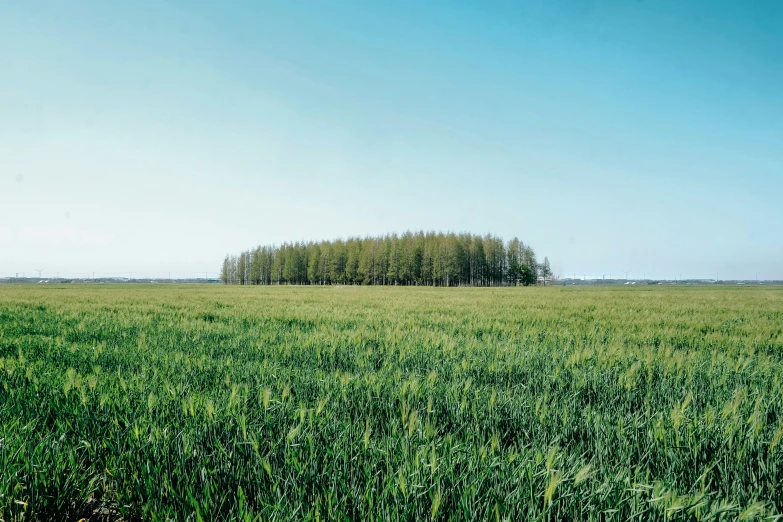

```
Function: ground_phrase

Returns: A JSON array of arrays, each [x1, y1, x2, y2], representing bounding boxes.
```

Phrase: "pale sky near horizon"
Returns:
[[1, 0, 781, 280]]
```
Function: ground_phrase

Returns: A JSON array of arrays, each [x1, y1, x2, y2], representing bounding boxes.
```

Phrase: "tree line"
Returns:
[[220, 231, 552, 286]]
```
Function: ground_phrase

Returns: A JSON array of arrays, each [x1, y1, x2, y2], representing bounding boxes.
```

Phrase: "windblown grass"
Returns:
[[1, 285, 781, 520]]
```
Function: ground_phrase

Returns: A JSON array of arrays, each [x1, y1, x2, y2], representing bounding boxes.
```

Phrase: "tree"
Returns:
[[345, 239, 360, 284], [540, 257, 552, 280], [272, 245, 284, 284], [307, 244, 321, 284], [220, 231, 550, 287], [220, 255, 231, 284], [331, 240, 347, 284], [520, 264, 536, 286], [236, 251, 249, 285]]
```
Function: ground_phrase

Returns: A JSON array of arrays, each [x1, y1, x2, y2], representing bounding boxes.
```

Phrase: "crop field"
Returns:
[[1, 285, 782, 521]]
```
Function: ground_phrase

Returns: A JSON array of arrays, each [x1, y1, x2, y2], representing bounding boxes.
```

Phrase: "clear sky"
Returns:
[[1, 0, 781, 280]]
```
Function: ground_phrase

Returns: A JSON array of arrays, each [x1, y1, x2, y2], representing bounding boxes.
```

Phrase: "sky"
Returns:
[[1, 0, 781, 280]]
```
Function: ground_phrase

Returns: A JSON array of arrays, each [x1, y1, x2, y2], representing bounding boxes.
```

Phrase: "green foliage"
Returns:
[[223, 231, 541, 286], [1, 285, 782, 520]]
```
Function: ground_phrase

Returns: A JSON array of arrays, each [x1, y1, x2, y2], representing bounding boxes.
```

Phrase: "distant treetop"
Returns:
[[221, 231, 551, 287]]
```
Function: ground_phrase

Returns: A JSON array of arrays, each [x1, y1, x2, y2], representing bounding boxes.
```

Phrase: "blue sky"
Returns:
[[1, 0, 781, 280]]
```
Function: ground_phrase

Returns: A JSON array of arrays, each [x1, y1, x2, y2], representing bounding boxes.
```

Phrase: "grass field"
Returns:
[[1, 285, 782, 521]]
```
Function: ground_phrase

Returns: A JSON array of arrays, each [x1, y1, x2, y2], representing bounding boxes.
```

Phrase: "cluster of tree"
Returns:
[[220, 231, 552, 287]]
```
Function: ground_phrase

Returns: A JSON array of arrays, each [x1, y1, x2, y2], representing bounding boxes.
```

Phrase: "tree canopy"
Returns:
[[221, 231, 549, 286]]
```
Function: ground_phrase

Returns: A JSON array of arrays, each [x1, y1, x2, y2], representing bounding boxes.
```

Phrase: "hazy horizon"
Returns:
[[2, 1, 781, 280]]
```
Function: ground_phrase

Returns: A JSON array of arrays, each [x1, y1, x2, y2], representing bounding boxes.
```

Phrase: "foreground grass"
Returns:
[[1, 285, 782, 521]]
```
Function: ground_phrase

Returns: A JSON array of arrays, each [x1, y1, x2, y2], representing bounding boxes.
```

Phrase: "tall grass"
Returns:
[[1, 285, 782, 520]]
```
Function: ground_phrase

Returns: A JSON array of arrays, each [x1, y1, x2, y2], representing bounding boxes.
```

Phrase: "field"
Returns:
[[1, 285, 782, 521]]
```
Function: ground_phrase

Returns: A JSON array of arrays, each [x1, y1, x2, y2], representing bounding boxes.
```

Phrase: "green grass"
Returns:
[[1, 285, 782, 521]]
